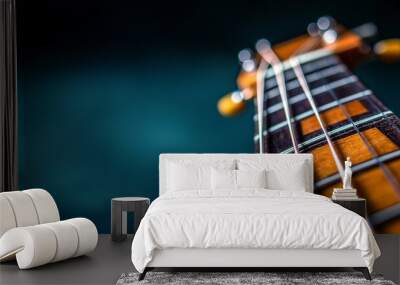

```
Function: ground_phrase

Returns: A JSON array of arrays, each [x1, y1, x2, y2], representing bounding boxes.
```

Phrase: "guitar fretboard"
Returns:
[[254, 52, 400, 152], [253, 51, 400, 232]]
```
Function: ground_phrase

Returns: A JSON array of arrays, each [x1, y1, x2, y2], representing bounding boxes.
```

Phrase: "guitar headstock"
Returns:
[[217, 16, 398, 117]]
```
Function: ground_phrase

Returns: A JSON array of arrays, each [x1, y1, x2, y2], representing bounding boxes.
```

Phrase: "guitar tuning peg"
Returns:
[[317, 16, 336, 31], [374, 39, 400, 63], [322, 30, 338, 44], [238, 48, 252, 62], [307, 22, 319, 37], [255, 39, 271, 53], [217, 91, 246, 116], [238, 48, 256, 72], [307, 16, 338, 44], [217, 88, 255, 116]]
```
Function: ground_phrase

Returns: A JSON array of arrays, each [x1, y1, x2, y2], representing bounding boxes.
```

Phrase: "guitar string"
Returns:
[[295, 55, 400, 224], [290, 54, 400, 197], [290, 57, 345, 178], [254, 64, 350, 124], [256, 34, 400, 198], [258, 46, 300, 153], [316, 61, 400, 196], [299, 33, 400, 191], [256, 59, 270, 153], [263, 76, 358, 115], [263, 65, 347, 100], [254, 36, 324, 153], [286, 36, 363, 180], [289, 47, 400, 195], [262, 58, 340, 98]]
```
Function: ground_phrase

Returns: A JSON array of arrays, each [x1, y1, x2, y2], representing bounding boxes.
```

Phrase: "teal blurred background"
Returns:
[[17, 0, 400, 232]]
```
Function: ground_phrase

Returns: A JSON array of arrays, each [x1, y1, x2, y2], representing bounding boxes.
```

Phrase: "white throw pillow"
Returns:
[[211, 168, 267, 190], [167, 160, 235, 191], [167, 163, 209, 191], [238, 159, 308, 191], [211, 168, 236, 189], [266, 162, 307, 191], [236, 169, 267, 189]]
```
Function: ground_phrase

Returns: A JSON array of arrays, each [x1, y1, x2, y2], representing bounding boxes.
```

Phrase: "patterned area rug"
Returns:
[[116, 272, 395, 285]]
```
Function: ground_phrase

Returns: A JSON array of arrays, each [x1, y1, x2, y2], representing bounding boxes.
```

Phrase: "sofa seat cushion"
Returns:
[[0, 218, 98, 269]]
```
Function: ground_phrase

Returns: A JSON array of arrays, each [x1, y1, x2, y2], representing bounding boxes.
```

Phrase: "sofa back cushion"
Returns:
[[0, 189, 60, 238]]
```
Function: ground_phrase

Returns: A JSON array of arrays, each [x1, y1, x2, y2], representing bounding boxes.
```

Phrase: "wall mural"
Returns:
[[217, 17, 400, 233]]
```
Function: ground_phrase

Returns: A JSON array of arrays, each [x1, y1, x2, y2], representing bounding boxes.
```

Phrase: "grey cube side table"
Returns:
[[111, 197, 150, 242]]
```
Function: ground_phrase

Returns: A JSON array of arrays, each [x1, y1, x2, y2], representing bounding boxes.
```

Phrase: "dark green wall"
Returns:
[[18, 51, 255, 232], [17, 0, 400, 233]]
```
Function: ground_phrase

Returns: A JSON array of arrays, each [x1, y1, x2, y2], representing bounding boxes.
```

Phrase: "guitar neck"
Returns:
[[255, 51, 399, 152], [253, 50, 400, 233]]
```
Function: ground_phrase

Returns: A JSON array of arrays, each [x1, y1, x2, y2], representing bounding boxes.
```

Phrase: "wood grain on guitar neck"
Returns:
[[312, 128, 398, 180], [300, 100, 368, 135], [320, 158, 400, 233], [221, 19, 400, 233]]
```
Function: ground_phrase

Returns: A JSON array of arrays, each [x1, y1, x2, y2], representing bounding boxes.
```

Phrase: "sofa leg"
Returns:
[[138, 268, 148, 281], [354, 267, 371, 280]]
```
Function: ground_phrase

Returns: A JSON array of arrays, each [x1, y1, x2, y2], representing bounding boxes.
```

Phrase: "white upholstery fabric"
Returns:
[[236, 169, 267, 188], [0, 189, 98, 269], [0, 226, 57, 268], [167, 163, 211, 191], [1, 191, 40, 227], [42, 221, 79, 262], [211, 169, 267, 190], [0, 189, 59, 236], [0, 196, 17, 237], [164, 158, 236, 192], [211, 168, 236, 190], [24, 189, 60, 224], [0, 218, 97, 269], [237, 157, 312, 192], [65, 218, 98, 257]]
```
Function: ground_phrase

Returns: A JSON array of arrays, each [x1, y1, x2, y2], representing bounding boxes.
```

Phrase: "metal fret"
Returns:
[[281, 111, 392, 152], [369, 203, 400, 226], [255, 111, 393, 149], [264, 90, 372, 133], [255, 89, 371, 122], [251, 47, 400, 231], [315, 149, 400, 190], [265, 64, 347, 98], [254, 110, 393, 145], [264, 76, 358, 111], [316, 60, 400, 197], [262, 50, 337, 86]]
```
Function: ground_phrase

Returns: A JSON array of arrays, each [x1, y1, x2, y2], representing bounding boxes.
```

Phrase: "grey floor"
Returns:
[[0, 235, 134, 285], [1, 234, 399, 285]]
